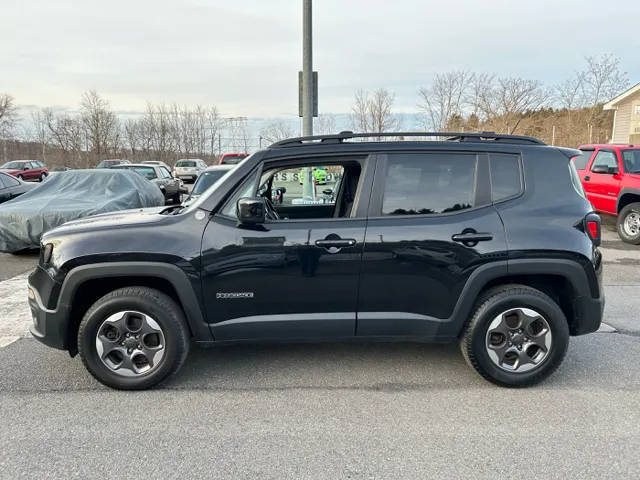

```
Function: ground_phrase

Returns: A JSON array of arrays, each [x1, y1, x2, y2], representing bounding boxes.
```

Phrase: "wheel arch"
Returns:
[[59, 262, 209, 356], [448, 258, 600, 338], [617, 189, 640, 213]]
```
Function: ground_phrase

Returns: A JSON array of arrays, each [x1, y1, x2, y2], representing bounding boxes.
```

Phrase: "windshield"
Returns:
[[1, 161, 25, 169], [176, 161, 196, 167], [622, 150, 640, 173], [191, 170, 230, 196], [116, 165, 157, 180]]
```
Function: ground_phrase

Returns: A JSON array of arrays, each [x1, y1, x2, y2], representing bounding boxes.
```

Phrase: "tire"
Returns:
[[460, 284, 569, 388], [78, 287, 190, 390], [616, 202, 640, 245], [39, 173, 47, 182], [17, 174, 23, 181]]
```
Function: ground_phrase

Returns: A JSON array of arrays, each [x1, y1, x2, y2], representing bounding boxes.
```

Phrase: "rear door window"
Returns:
[[381, 153, 477, 215]]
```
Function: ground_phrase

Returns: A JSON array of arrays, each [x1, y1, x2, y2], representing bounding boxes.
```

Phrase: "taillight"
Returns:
[[584, 213, 601, 246]]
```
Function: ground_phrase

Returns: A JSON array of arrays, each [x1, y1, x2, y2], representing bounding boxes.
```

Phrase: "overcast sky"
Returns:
[[3, 0, 639, 117]]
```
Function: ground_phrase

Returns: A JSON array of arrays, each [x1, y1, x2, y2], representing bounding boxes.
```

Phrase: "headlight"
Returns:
[[42, 243, 54, 264]]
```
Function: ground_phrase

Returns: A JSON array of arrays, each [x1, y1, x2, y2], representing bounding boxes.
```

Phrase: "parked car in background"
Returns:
[[575, 144, 640, 244], [0, 169, 164, 252], [219, 153, 249, 165], [0, 171, 38, 204], [183, 164, 234, 207], [96, 159, 131, 169], [0, 160, 48, 182], [173, 159, 207, 183], [142, 160, 172, 171], [27, 131, 604, 390], [114, 163, 182, 204]]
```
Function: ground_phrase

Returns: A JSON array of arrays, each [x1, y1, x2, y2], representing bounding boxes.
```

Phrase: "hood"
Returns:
[[45, 206, 169, 237]]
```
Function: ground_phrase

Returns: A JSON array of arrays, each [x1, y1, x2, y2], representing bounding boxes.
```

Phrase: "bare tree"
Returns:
[[260, 119, 296, 144], [418, 71, 473, 131], [0, 94, 18, 161], [581, 53, 629, 107], [473, 77, 548, 134], [351, 88, 398, 134], [315, 113, 337, 135], [80, 90, 119, 158], [30, 109, 50, 161], [555, 74, 585, 110]]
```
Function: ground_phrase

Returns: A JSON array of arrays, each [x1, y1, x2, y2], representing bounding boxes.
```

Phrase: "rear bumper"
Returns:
[[571, 292, 605, 335]]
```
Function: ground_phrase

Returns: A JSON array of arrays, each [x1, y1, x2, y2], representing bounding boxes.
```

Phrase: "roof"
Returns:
[[270, 131, 545, 148], [204, 165, 234, 171], [603, 82, 640, 110], [579, 144, 639, 150]]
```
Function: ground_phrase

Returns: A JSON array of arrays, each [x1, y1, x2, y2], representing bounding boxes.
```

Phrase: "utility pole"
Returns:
[[301, 0, 314, 200]]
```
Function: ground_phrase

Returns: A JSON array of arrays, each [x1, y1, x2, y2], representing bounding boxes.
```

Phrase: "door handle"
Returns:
[[315, 238, 356, 248], [584, 176, 591, 181], [315, 236, 357, 253], [452, 231, 493, 246]]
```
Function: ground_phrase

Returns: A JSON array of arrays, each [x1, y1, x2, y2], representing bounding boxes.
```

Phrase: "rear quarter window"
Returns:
[[489, 153, 522, 202]]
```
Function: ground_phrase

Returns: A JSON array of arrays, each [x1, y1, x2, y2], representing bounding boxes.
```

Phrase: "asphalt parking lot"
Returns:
[[1, 216, 639, 478]]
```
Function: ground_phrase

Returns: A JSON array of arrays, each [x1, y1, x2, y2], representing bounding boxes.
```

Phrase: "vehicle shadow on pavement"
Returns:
[[2, 333, 638, 392]]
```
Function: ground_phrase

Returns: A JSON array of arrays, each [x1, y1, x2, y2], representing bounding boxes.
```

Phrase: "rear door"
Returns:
[[357, 151, 508, 339], [583, 149, 622, 214]]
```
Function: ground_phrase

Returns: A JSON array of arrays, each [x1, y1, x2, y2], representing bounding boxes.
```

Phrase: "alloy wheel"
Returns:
[[623, 211, 640, 237], [95, 311, 166, 377], [485, 307, 552, 373]]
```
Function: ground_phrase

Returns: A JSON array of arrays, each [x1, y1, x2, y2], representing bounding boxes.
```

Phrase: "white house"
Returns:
[[604, 82, 640, 144]]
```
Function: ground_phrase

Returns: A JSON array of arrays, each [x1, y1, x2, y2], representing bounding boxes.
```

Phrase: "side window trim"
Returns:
[[367, 151, 489, 219], [489, 152, 524, 204], [216, 155, 374, 222]]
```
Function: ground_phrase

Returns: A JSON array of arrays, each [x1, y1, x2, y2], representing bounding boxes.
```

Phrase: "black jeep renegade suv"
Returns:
[[27, 131, 604, 390]]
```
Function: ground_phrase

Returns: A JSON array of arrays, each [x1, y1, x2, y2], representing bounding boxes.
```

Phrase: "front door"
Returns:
[[357, 151, 508, 339], [200, 156, 373, 341], [583, 149, 622, 214]]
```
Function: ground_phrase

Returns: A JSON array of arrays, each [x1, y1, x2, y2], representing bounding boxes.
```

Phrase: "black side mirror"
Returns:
[[322, 189, 333, 196], [278, 186, 286, 194], [237, 197, 266, 225], [23, 166, 30, 170], [592, 165, 618, 175]]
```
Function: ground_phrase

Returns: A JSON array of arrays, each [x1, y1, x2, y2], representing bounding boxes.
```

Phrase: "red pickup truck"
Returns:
[[575, 144, 640, 244]]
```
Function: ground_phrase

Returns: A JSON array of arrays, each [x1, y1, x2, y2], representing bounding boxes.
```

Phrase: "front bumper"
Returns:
[[28, 276, 69, 351]]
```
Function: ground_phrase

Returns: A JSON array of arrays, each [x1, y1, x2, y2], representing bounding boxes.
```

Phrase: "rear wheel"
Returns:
[[17, 174, 23, 181], [617, 202, 640, 245], [39, 173, 47, 182], [460, 284, 569, 387], [78, 287, 190, 390]]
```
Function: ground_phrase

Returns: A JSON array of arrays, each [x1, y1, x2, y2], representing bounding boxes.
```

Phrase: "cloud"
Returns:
[[2, 0, 639, 115]]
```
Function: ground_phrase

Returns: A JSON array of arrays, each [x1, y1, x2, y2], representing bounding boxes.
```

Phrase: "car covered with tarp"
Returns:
[[0, 169, 165, 252]]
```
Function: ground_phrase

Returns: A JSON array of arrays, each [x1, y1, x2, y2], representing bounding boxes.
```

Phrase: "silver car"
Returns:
[[173, 159, 208, 183]]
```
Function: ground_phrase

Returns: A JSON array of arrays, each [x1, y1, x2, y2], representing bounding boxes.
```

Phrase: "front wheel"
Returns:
[[460, 284, 569, 387], [617, 202, 640, 245], [78, 287, 190, 390]]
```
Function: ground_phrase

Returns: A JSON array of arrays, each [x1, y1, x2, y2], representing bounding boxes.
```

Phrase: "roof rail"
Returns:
[[270, 131, 546, 148]]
